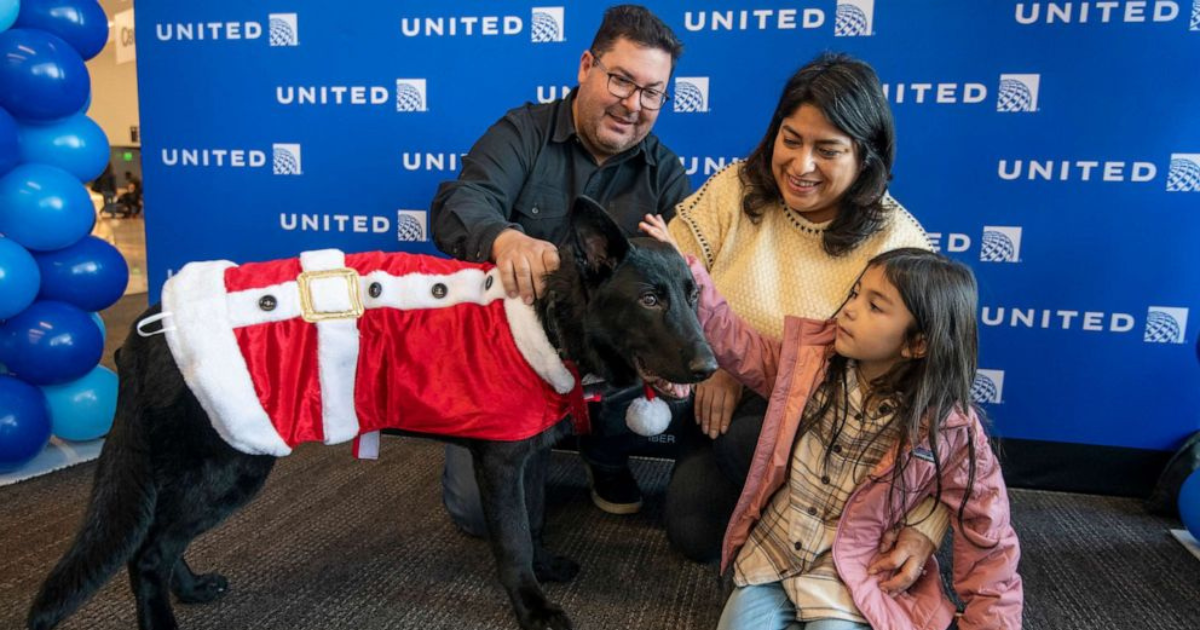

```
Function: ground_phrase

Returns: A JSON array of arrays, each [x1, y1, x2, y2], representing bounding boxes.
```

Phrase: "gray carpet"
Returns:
[[0, 442, 725, 630], [2, 440, 1200, 630]]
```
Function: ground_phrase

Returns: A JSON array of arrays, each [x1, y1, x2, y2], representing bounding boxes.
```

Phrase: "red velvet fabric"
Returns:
[[226, 252, 577, 446]]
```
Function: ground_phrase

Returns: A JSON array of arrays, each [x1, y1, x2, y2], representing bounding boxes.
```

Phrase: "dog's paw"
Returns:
[[173, 573, 229, 604], [534, 555, 580, 583], [520, 602, 573, 630]]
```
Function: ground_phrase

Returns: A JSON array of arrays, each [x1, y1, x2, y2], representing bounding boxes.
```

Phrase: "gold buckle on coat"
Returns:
[[296, 268, 364, 322]]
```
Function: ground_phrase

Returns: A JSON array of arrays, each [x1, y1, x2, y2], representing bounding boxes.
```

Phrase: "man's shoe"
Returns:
[[584, 462, 643, 515]]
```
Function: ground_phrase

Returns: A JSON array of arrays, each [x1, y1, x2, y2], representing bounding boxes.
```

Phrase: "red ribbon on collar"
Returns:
[[563, 361, 597, 435]]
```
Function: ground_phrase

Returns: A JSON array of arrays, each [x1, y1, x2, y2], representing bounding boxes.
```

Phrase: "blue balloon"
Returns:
[[14, 0, 108, 60], [0, 28, 89, 121], [0, 374, 52, 473], [34, 235, 128, 311], [89, 310, 104, 341], [0, 106, 16, 177], [0, 300, 102, 385], [0, 0, 17, 32], [0, 163, 95, 251], [1182, 470, 1200, 541], [41, 363, 115, 441], [0, 236, 41, 319], [18, 113, 110, 181]]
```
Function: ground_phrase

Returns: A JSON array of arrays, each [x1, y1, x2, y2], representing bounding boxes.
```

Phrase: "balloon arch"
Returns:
[[0, 0, 127, 472]]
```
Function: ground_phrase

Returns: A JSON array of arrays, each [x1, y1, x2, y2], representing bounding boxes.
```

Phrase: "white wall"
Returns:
[[86, 0, 138, 148]]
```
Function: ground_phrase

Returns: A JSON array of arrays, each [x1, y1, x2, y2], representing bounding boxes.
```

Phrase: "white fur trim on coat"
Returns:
[[505, 296, 575, 395], [161, 261, 293, 456]]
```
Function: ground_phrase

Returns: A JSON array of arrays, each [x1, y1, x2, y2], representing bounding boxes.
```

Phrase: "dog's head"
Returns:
[[544, 197, 717, 399]]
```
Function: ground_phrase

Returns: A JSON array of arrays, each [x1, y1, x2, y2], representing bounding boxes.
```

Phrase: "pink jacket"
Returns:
[[689, 258, 1023, 630]]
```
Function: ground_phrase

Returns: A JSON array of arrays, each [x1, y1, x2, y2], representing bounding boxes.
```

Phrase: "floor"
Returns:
[[89, 192, 148, 296]]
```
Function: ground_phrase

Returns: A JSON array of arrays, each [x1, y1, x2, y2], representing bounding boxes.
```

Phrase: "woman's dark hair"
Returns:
[[740, 52, 895, 257], [590, 5, 683, 69], [801, 249, 993, 545]]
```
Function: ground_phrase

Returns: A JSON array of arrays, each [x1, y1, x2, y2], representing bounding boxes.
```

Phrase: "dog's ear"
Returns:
[[569, 196, 630, 279]]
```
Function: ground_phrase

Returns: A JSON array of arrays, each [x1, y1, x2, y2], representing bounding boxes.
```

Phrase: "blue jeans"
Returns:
[[718, 583, 872, 630]]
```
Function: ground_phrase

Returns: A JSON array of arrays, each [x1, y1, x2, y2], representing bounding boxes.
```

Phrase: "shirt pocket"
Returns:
[[512, 184, 569, 242]]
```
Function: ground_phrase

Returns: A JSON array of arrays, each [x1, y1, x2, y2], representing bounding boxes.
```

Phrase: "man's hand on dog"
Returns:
[[492, 229, 561, 304]]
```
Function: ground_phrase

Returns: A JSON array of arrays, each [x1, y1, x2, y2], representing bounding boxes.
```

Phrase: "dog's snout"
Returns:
[[689, 355, 718, 382]]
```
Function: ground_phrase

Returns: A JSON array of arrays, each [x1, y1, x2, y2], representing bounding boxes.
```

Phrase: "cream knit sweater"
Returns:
[[669, 164, 932, 340]]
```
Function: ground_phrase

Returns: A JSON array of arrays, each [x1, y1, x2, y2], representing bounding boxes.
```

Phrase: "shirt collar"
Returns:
[[552, 88, 656, 166]]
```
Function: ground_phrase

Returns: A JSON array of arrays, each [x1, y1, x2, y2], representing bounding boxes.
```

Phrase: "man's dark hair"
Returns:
[[590, 5, 683, 68]]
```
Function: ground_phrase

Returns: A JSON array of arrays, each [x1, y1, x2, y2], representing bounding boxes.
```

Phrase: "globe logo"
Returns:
[[997, 79, 1034, 112], [397, 213, 426, 242], [531, 10, 562, 43], [396, 81, 426, 112], [1167, 157, 1200, 192], [268, 15, 298, 47], [835, 4, 870, 36], [272, 146, 301, 175], [1144, 310, 1183, 343], [673, 80, 707, 113], [980, 230, 1017, 263], [971, 373, 999, 404]]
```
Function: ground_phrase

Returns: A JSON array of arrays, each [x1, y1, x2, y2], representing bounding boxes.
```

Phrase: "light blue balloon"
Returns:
[[18, 113, 110, 181], [0, 235, 40, 319], [0, 163, 94, 251], [40, 363, 116, 441], [0, 1, 18, 32]]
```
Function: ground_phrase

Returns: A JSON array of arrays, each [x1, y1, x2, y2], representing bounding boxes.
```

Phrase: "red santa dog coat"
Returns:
[[157, 249, 582, 457]]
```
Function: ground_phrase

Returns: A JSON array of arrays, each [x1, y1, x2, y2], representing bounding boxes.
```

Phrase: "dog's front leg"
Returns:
[[525, 447, 579, 583], [472, 443, 572, 630]]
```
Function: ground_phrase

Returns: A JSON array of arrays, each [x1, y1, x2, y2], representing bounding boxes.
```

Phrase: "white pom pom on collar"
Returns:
[[625, 384, 672, 437]]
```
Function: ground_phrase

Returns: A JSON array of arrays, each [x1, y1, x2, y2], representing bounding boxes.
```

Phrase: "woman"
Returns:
[[663, 53, 946, 573]]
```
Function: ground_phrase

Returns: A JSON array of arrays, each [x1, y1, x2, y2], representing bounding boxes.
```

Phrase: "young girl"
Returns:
[[642, 215, 1023, 630]]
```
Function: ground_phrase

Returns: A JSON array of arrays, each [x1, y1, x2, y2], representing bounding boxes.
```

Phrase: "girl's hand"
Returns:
[[693, 369, 742, 439], [638, 214, 680, 253], [867, 527, 936, 595]]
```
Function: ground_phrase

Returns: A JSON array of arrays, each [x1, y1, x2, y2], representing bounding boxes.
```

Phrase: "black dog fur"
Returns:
[[27, 197, 716, 630]]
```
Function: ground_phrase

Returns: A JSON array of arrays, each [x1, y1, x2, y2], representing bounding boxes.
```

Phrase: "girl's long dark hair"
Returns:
[[739, 52, 895, 257], [799, 248, 989, 544]]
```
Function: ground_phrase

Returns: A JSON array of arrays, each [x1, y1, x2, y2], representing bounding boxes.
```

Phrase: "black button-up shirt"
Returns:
[[430, 90, 691, 262]]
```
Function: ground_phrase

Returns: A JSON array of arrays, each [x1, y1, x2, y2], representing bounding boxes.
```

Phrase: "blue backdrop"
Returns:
[[134, 1, 1200, 463]]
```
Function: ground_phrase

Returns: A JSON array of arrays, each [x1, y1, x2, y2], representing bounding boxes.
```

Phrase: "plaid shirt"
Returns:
[[734, 367, 901, 623]]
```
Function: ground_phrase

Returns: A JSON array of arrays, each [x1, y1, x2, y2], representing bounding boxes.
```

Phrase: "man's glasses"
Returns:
[[590, 52, 669, 111]]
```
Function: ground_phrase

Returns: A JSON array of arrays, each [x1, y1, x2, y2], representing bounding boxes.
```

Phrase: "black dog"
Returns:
[[27, 197, 716, 630]]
